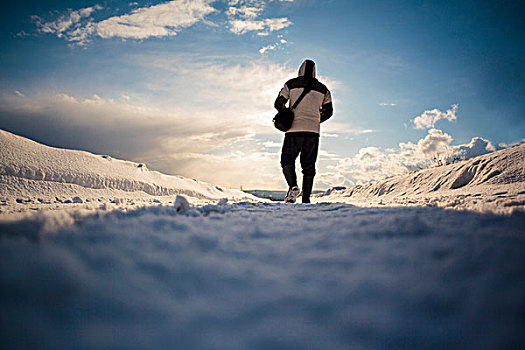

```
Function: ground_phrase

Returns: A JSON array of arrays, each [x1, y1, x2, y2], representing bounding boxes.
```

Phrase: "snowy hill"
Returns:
[[317, 143, 525, 213], [0, 129, 257, 214]]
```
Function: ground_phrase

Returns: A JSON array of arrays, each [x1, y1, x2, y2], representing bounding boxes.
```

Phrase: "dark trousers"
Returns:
[[280, 132, 319, 176]]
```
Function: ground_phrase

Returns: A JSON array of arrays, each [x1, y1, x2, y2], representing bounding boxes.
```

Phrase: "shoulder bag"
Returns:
[[273, 80, 313, 132]]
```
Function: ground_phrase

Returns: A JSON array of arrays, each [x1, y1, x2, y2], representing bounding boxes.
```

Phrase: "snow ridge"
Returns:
[[0, 129, 251, 201], [318, 144, 525, 213]]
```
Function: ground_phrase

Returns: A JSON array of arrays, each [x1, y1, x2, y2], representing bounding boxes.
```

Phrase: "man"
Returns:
[[274, 59, 333, 203]]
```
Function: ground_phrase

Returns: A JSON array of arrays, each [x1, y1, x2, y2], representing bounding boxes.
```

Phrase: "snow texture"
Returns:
[[1, 202, 525, 349], [1, 130, 525, 349]]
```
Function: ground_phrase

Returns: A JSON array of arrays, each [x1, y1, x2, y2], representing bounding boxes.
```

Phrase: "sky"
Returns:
[[0, 0, 523, 190]]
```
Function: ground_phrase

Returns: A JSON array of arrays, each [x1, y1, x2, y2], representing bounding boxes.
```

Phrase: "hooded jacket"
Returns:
[[274, 59, 333, 134]]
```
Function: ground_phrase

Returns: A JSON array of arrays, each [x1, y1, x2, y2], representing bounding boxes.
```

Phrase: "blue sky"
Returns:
[[1, 0, 523, 189]]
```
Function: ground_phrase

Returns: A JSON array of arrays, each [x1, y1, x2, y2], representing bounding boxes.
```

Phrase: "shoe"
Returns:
[[284, 186, 301, 203]]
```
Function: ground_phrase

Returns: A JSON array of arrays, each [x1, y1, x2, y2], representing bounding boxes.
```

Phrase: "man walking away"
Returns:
[[274, 59, 333, 203]]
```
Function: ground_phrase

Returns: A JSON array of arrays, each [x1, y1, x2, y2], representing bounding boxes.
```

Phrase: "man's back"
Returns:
[[274, 60, 333, 134]]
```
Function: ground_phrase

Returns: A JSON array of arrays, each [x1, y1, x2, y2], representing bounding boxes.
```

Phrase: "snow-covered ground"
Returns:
[[0, 129, 258, 217], [1, 130, 525, 349], [316, 144, 525, 214]]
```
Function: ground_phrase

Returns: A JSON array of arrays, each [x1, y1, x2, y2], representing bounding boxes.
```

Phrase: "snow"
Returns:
[[0, 129, 258, 215], [2, 202, 525, 349], [316, 143, 525, 214], [1, 130, 525, 349]]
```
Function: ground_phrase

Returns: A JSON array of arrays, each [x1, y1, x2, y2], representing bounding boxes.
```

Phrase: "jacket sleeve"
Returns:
[[320, 89, 333, 123], [274, 83, 290, 111]]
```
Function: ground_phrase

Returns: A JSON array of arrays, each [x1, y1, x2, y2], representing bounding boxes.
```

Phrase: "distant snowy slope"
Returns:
[[318, 144, 525, 213], [0, 129, 255, 207]]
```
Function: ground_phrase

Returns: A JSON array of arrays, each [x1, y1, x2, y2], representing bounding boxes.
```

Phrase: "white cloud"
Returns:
[[379, 102, 397, 106], [32, 1, 215, 44], [33, 5, 102, 35], [262, 141, 281, 148], [449, 137, 496, 162], [226, 0, 292, 35], [259, 44, 276, 54], [318, 150, 341, 160], [321, 125, 501, 188], [325, 145, 411, 186], [136, 56, 297, 121], [32, 5, 103, 44], [32, 0, 293, 49], [321, 125, 375, 135], [229, 19, 265, 33], [96, 0, 215, 39], [229, 17, 291, 34], [357, 128, 375, 134], [320, 106, 498, 186], [66, 22, 98, 44], [0, 91, 257, 181], [226, 5, 263, 19], [264, 17, 292, 31], [257, 33, 289, 54], [417, 128, 453, 157], [412, 104, 458, 129]]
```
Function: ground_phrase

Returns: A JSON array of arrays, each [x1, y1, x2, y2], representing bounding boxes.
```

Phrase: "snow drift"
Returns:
[[318, 143, 525, 213], [0, 129, 256, 214]]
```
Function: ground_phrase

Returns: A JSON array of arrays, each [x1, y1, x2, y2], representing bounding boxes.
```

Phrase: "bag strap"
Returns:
[[291, 79, 314, 111]]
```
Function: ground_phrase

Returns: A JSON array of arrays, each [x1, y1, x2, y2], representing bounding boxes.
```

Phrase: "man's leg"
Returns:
[[281, 134, 302, 203], [281, 134, 301, 188], [299, 135, 319, 203]]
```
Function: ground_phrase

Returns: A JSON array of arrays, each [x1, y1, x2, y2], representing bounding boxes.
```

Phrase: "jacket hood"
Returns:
[[298, 59, 316, 78]]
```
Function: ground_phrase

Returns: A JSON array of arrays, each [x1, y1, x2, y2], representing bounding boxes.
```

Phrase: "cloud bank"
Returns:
[[1, 90, 500, 190], [31, 0, 293, 47], [317, 104, 501, 188], [33, 0, 216, 45]]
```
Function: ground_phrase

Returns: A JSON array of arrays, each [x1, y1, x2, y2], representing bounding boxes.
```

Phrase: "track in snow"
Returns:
[[1, 202, 525, 349]]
